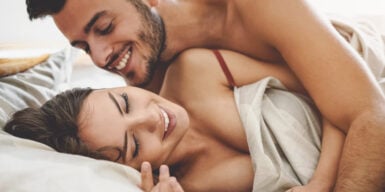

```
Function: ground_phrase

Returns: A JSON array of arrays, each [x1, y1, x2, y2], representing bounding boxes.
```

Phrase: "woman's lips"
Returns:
[[161, 107, 176, 140]]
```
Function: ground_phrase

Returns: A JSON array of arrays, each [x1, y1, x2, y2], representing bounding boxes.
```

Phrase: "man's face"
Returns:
[[53, 0, 165, 86]]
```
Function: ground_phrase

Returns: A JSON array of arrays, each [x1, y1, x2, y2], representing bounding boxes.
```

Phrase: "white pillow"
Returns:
[[0, 134, 141, 192], [0, 47, 142, 192]]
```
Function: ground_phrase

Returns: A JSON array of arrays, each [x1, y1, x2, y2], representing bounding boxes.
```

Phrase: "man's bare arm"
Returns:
[[236, 0, 385, 190]]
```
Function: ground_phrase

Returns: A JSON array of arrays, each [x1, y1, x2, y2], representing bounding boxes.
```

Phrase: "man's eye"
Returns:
[[97, 22, 114, 35]]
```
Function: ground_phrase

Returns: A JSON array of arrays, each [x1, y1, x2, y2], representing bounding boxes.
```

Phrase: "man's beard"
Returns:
[[128, 0, 166, 87]]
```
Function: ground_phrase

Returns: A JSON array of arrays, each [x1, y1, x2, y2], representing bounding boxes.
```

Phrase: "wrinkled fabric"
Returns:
[[235, 77, 322, 192], [330, 15, 385, 91]]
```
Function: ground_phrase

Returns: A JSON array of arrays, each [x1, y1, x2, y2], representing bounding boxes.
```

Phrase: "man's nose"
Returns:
[[89, 38, 113, 68]]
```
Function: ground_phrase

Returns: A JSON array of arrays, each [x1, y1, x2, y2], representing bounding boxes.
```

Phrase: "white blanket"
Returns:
[[235, 77, 322, 192], [330, 15, 385, 91]]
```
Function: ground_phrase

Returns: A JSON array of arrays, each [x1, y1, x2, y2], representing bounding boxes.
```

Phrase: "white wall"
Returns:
[[312, 0, 385, 15], [0, 0, 383, 48], [0, 0, 67, 48]]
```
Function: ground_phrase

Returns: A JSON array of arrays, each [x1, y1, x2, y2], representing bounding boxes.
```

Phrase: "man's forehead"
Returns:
[[52, 0, 132, 39], [53, 0, 99, 33]]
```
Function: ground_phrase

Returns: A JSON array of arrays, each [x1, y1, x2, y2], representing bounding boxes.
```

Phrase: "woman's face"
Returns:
[[77, 86, 189, 170]]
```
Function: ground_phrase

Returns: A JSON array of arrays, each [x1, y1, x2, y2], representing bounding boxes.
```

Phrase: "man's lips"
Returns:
[[104, 45, 132, 73]]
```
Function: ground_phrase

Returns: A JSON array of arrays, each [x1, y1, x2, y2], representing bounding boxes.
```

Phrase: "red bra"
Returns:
[[212, 50, 236, 87]]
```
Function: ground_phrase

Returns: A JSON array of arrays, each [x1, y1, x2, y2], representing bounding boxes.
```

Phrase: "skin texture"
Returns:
[[50, 0, 385, 191]]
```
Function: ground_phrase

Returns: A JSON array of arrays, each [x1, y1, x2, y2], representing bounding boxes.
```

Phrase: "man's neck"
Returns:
[[141, 61, 169, 93], [144, 0, 234, 93], [156, 0, 231, 63]]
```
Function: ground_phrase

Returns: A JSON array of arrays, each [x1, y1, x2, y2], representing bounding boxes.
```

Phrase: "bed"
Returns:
[[0, 10, 385, 192]]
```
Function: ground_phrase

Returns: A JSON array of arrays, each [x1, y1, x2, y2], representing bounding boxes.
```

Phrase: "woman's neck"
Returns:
[[163, 118, 209, 177]]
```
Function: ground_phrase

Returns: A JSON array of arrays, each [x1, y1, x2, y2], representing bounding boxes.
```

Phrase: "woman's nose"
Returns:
[[132, 109, 160, 133]]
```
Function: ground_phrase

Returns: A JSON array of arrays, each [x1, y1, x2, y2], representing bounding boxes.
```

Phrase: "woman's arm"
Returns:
[[287, 119, 345, 192], [312, 119, 345, 189]]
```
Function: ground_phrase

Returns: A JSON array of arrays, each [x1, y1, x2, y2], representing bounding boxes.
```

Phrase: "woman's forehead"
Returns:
[[77, 87, 128, 126]]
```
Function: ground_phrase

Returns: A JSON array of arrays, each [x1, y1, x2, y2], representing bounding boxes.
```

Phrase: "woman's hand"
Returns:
[[285, 181, 333, 192], [140, 162, 184, 192]]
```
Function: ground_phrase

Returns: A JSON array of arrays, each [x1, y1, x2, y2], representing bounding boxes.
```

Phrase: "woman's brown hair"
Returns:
[[3, 88, 107, 160]]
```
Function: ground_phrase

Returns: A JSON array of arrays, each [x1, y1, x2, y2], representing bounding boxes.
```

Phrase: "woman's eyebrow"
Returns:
[[108, 92, 123, 115], [122, 131, 128, 163]]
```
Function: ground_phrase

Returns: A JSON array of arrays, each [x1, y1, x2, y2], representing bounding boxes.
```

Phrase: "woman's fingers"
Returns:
[[169, 177, 184, 192], [158, 165, 184, 192], [141, 161, 154, 192], [142, 163, 185, 192], [159, 165, 171, 191]]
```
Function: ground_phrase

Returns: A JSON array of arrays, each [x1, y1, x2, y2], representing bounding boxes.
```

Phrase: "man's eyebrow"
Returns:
[[84, 11, 107, 34], [108, 92, 123, 115]]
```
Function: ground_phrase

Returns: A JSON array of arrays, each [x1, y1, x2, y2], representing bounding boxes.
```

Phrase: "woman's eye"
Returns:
[[121, 93, 130, 113], [133, 134, 140, 158]]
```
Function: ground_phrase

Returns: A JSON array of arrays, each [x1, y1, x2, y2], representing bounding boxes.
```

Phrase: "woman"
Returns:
[[4, 49, 345, 192]]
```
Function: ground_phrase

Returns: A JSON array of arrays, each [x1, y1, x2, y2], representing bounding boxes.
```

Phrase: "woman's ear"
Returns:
[[148, 0, 159, 7]]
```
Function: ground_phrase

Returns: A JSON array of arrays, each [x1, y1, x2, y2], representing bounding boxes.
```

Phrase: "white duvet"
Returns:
[[235, 77, 321, 192]]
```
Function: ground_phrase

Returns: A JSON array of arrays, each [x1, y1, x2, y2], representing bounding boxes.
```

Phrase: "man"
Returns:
[[26, 0, 385, 191]]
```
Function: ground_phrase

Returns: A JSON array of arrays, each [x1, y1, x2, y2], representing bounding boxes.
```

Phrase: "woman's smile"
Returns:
[[160, 106, 176, 140]]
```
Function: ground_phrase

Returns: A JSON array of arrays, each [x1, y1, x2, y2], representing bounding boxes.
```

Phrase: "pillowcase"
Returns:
[[0, 46, 75, 127], [0, 53, 50, 77], [0, 47, 141, 192]]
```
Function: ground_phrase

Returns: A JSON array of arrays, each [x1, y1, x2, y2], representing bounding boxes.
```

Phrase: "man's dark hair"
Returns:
[[26, 0, 66, 20], [3, 88, 106, 160]]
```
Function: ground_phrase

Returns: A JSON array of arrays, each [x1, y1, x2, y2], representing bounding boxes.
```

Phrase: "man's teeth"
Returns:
[[161, 109, 170, 132], [115, 51, 131, 70]]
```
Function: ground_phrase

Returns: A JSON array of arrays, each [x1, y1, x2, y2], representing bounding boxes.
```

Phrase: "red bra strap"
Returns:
[[212, 50, 236, 87]]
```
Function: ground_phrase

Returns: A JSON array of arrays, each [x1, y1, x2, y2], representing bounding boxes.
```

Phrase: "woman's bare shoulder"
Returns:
[[166, 48, 227, 86]]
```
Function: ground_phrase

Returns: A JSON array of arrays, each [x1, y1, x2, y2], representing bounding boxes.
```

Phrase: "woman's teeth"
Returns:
[[115, 51, 131, 70], [160, 109, 170, 132]]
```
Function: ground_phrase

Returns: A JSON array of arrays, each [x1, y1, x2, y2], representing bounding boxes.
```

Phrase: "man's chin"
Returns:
[[135, 78, 152, 88], [125, 75, 151, 88]]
